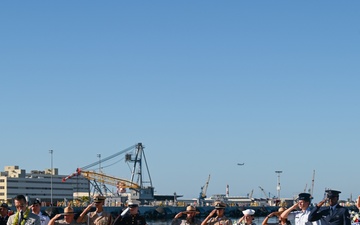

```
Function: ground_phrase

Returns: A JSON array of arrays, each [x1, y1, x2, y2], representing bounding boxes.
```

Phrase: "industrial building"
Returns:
[[0, 166, 89, 205]]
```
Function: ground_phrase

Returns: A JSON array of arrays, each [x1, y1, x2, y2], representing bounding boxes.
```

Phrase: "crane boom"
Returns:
[[259, 186, 276, 199], [202, 174, 211, 198], [259, 186, 268, 198], [62, 144, 137, 182], [199, 174, 211, 199], [82, 144, 137, 170], [81, 170, 140, 189], [304, 183, 308, 193], [249, 189, 254, 199]]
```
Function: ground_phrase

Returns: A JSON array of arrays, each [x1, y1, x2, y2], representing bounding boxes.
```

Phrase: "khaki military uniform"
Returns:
[[54, 219, 78, 225], [79, 211, 113, 225], [205, 216, 232, 225]]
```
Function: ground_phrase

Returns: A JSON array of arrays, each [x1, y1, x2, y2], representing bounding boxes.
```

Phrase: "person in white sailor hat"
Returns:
[[76, 195, 113, 225], [113, 200, 147, 225], [237, 209, 256, 225], [201, 201, 232, 225], [172, 205, 201, 225]]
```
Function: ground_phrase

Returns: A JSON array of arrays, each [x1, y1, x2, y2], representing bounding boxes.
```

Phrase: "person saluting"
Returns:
[[201, 201, 232, 225], [172, 205, 201, 225], [280, 193, 317, 225], [77, 195, 113, 225], [113, 200, 146, 225], [308, 189, 350, 225], [7, 195, 41, 225]]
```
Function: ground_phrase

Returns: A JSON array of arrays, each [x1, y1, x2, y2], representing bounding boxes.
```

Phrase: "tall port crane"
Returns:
[[198, 174, 210, 206], [302, 170, 315, 195], [62, 143, 154, 202]]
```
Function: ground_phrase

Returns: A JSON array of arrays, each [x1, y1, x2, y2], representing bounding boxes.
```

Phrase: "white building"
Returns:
[[0, 166, 89, 205]]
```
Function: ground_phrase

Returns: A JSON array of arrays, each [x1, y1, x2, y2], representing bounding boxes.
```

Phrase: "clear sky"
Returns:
[[1, 1, 359, 204]]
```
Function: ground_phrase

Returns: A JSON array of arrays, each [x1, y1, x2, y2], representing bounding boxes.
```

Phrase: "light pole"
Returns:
[[275, 171, 282, 199], [49, 150, 53, 206], [97, 154, 102, 194], [174, 192, 177, 205]]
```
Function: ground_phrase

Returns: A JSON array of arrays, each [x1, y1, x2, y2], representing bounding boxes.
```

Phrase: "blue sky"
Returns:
[[1, 1, 359, 204]]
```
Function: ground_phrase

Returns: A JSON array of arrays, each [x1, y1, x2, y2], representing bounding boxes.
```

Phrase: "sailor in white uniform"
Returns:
[[31, 198, 50, 225], [238, 209, 256, 225]]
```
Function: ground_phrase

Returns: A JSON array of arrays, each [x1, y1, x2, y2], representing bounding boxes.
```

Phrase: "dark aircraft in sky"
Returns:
[[237, 163, 245, 166]]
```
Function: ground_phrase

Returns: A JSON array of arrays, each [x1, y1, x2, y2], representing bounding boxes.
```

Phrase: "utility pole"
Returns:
[[49, 150, 53, 206], [97, 154, 102, 195], [275, 171, 282, 199]]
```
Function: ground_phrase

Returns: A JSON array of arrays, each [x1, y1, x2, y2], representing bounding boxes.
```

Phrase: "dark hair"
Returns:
[[14, 195, 26, 202]]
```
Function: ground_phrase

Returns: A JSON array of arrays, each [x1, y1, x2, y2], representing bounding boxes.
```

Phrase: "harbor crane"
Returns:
[[303, 170, 315, 195], [62, 143, 154, 202], [198, 174, 210, 206], [259, 186, 276, 199]]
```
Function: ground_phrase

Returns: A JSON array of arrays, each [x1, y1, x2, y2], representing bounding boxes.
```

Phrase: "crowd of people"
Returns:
[[0, 195, 146, 225], [178, 189, 357, 225], [0, 190, 359, 225]]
